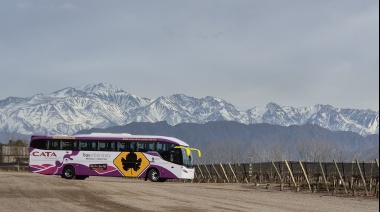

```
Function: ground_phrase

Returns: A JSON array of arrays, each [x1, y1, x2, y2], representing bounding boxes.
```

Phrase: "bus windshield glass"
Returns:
[[181, 148, 193, 168]]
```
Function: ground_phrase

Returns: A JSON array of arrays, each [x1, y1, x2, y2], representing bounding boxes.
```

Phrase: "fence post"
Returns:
[[355, 159, 369, 196], [271, 161, 283, 191], [196, 165, 204, 182], [284, 160, 297, 189], [219, 163, 230, 183], [212, 164, 222, 182], [197, 165, 204, 180], [271, 161, 283, 183], [333, 159, 347, 194], [229, 163, 239, 183], [203, 164, 212, 183], [299, 161, 311, 191], [319, 161, 329, 192]]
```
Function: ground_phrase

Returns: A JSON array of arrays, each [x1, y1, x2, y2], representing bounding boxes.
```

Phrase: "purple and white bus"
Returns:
[[29, 133, 201, 182]]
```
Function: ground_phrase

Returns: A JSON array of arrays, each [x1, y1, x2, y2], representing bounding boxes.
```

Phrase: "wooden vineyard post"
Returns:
[[333, 160, 347, 194], [271, 161, 283, 190], [219, 163, 230, 183], [319, 161, 329, 192], [299, 161, 311, 191], [229, 163, 239, 183], [284, 160, 297, 189], [197, 165, 204, 182], [203, 164, 212, 183], [212, 164, 222, 182], [356, 159, 369, 196]]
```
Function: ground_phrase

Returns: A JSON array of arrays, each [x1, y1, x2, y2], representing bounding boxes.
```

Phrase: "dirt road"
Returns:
[[0, 172, 378, 212]]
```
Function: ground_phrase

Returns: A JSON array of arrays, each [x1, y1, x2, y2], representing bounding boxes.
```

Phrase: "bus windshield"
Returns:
[[166, 146, 194, 168], [181, 148, 193, 168]]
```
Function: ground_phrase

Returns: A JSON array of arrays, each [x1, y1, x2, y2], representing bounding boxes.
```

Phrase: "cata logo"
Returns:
[[32, 151, 57, 157]]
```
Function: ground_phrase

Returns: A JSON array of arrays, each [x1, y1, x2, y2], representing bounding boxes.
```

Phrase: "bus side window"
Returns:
[[49, 140, 60, 150], [117, 141, 126, 151], [156, 142, 164, 152], [98, 141, 106, 151], [157, 142, 174, 152], [136, 142, 147, 152], [98, 141, 114, 151], [157, 142, 169, 159], [73, 141, 78, 150], [170, 148, 182, 165], [137, 141, 155, 152], [79, 141, 87, 150], [90, 141, 97, 151], [80, 141, 96, 151], [127, 141, 135, 152], [31, 139, 48, 150], [117, 141, 134, 152], [147, 142, 155, 151], [61, 140, 72, 150]]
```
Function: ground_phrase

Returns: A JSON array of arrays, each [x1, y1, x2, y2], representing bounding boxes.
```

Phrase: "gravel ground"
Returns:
[[0, 172, 378, 212]]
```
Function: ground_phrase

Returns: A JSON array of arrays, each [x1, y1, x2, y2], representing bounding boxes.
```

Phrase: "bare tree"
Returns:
[[264, 141, 290, 162], [198, 139, 246, 164]]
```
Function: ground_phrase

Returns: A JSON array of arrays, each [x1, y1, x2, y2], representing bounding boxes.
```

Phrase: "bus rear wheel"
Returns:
[[62, 166, 75, 179], [148, 169, 166, 182]]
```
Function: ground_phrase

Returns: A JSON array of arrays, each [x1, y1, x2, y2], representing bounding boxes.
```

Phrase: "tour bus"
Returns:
[[29, 133, 201, 182]]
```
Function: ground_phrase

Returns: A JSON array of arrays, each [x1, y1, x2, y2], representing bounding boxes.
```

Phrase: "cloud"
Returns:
[[1, 0, 378, 111]]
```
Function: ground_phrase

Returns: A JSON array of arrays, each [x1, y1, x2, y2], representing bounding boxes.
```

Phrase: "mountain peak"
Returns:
[[0, 83, 378, 137], [78, 83, 125, 94]]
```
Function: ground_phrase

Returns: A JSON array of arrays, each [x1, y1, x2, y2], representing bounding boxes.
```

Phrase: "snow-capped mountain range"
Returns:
[[0, 83, 378, 136]]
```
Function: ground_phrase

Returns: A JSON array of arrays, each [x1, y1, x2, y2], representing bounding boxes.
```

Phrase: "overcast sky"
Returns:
[[0, 0, 378, 111]]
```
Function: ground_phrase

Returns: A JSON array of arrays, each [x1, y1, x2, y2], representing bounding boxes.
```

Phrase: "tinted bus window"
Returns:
[[117, 141, 135, 151], [156, 142, 174, 152], [80, 141, 97, 151], [136, 141, 155, 152], [98, 141, 114, 151], [61, 140, 76, 150], [170, 148, 182, 165], [49, 140, 60, 150], [31, 139, 48, 150]]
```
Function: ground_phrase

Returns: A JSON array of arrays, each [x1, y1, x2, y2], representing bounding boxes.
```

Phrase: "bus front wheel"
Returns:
[[148, 169, 165, 182], [62, 166, 75, 179]]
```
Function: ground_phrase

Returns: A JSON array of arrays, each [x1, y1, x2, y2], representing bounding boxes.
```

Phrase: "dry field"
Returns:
[[0, 172, 378, 212]]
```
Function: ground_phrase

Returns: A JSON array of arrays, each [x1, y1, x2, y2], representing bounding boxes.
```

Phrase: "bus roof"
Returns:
[[31, 133, 189, 147]]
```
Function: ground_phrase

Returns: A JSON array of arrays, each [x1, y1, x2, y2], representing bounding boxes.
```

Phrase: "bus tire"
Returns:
[[148, 168, 162, 182], [62, 166, 75, 179]]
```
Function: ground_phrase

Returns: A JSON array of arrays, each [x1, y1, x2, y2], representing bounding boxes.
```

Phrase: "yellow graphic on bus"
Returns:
[[114, 152, 149, 177]]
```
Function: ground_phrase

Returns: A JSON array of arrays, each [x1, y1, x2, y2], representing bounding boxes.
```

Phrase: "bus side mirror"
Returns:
[[189, 148, 201, 157]]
